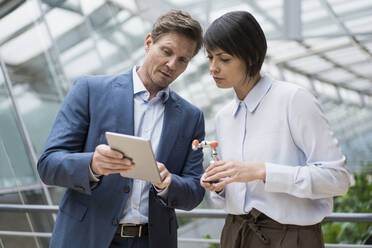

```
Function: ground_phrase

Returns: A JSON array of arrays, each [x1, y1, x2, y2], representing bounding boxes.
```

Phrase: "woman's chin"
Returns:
[[215, 83, 230, 89]]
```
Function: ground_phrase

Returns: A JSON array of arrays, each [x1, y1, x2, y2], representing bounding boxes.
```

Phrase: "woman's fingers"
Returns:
[[200, 174, 216, 190], [205, 160, 225, 172], [209, 180, 227, 192], [205, 161, 234, 179], [205, 169, 232, 182]]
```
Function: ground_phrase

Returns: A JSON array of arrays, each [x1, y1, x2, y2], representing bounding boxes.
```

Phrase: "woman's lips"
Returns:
[[213, 76, 223, 82]]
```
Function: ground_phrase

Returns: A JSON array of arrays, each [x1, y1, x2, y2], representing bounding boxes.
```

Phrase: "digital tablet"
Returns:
[[105, 132, 162, 184]]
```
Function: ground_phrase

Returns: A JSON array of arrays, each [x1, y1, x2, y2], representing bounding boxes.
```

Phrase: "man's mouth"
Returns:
[[160, 71, 171, 78]]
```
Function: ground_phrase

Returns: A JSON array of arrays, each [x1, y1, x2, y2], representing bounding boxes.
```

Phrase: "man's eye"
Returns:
[[163, 49, 171, 55]]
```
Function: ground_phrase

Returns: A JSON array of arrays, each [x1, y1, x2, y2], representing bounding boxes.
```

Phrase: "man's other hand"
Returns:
[[153, 162, 172, 190]]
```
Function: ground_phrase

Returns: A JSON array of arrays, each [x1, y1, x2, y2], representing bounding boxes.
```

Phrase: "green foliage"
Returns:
[[203, 234, 220, 248], [177, 216, 192, 226], [322, 163, 372, 244]]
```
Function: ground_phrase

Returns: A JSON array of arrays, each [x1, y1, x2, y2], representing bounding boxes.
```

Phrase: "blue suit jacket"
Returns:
[[37, 70, 205, 248]]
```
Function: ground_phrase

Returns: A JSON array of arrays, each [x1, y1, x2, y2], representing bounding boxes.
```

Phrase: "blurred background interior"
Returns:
[[0, 0, 371, 247]]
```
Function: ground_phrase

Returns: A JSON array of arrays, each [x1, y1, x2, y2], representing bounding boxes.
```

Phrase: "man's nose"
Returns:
[[166, 57, 177, 71]]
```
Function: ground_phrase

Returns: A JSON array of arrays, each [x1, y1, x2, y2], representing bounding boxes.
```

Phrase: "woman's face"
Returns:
[[207, 48, 247, 89]]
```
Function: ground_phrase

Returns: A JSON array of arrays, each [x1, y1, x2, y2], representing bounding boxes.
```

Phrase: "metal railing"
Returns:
[[0, 204, 371, 248]]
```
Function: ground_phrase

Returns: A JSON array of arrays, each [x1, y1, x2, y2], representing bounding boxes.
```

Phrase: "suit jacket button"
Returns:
[[123, 185, 130, 193]]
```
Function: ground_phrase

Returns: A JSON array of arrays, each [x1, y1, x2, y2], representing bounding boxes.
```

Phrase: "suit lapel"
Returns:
[[108, 72, 134, 200], [111, 72, 134, 135], [156, 92, 182, 164]]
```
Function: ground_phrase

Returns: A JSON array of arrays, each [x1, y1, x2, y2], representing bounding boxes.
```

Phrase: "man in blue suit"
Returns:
[[37, 10, 205, 248]]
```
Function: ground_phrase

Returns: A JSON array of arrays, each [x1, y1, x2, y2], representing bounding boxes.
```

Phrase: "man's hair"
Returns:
[[204, 11, 267, 78], [151, 9, 203, 57]]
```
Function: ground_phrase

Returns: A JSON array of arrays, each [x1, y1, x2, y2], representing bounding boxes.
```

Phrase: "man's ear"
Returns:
[[144, 34, 152, 52]]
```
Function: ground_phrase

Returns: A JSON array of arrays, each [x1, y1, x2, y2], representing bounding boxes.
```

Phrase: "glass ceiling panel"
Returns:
[[324, 47, 368, 65], [0, 24, 51, 65], [351, 80, 372, 91], [0, 0, 40, 43], [303, 37, 350, 50], [314, 82, 340, 99], [344, 15, 372, 33], [302, 4, 329, 23], [363, 40, 372, 50], [304, 23, 343, 37], [350, 62, 372, 76], [267, 41, 308, 60], [120, 15, 148, 36], [80, 0, 105, 15], [318, 69, 355, 82], [339, 87, 362, 104], [60, 38, 103, 79], [330, 0, 372, 15], [166, 0, 199, 5], [209, 3, 256, 22], [287, 56, 333, 72], [44, 7, 83, 38]]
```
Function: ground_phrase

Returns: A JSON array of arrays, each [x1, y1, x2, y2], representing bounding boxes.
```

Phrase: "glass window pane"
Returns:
[[0, 68, 36, 187]]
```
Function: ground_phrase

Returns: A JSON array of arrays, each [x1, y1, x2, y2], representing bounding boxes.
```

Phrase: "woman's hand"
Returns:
[[201, 160, 266, 191], [200, 172, 224, 192]]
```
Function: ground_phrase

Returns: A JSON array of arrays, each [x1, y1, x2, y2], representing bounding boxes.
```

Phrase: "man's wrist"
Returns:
[[89, 165, 102, 182], [154, 184, 169, 200]]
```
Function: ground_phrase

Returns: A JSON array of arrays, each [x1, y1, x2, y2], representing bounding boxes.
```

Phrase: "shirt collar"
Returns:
[[132, 66, 170, 103], [232, 75, 272, 116]]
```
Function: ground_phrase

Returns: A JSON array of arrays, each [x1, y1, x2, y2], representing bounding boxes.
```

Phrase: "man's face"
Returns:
[[141, 32, 197, 90]]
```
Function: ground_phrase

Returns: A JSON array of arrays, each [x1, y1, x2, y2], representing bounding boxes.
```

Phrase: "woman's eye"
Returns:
[[221, 58, 230, 62]]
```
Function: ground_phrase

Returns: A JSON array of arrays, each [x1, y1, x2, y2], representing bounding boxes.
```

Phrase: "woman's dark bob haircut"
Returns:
[[204, 11, 267, 78]]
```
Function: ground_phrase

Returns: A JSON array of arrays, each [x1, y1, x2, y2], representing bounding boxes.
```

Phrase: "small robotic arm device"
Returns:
[[191, 140, 219, 162], [192, 140, 220, 183]]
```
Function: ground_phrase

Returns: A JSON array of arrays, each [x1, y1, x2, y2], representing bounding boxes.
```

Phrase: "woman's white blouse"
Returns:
[[211, 75, 350, 225]]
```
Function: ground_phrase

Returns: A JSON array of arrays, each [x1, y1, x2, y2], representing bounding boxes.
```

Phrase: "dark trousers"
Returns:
[[109, 235, 149, 248], [221, 209, 325, 248]]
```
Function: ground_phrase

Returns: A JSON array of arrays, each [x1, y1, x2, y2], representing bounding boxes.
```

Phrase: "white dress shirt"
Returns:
[[118, 67, 170, 224], [211, 75, 350, 225]]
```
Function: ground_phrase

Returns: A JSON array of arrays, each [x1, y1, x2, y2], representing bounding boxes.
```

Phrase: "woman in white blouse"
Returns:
[[200, 11, 350, 248]]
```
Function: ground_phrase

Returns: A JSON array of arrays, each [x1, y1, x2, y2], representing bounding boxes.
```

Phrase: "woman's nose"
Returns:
[[209, 60, 219, 74]]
